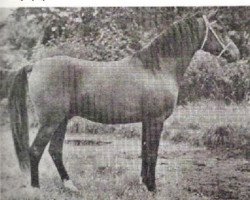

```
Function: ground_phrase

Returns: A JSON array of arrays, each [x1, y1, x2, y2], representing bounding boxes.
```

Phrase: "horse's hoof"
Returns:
[[146, 181, 156, 193], [63, 180, 79, 192], [147, 185, 157, 193]]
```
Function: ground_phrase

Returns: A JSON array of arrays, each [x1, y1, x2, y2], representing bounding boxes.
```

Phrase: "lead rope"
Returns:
[[200, 15, 232, 58], [217, 42, 232, 58], [200, 15, 210, 50]]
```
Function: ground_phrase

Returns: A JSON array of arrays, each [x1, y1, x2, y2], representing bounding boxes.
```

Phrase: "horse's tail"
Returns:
[[8, 65, 32, 171]]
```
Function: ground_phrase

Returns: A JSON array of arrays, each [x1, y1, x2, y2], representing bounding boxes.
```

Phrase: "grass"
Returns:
[[1, 100, 249, 199]]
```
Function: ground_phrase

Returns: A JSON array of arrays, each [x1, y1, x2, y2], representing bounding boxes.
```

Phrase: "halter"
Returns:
[[200, 15, 232, 58]]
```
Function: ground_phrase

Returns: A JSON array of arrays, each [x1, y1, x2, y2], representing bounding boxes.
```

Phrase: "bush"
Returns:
[[167, 128, 204, 147], [179, 50, 250, 104], [202, 125, 249, 158]]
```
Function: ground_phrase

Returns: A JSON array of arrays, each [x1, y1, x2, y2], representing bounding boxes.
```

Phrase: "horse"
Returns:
[[8, 13, 240, 192]]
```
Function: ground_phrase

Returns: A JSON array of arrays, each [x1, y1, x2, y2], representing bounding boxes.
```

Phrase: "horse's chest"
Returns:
[[141, 74, 178, 117]]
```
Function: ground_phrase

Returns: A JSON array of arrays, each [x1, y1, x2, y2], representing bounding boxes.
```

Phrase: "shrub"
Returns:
[[202, 125, 249, 158], [179, 50, 250, 104]]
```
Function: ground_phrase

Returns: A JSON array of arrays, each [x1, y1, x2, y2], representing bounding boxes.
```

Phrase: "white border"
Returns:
[[0, 0, 249, 8]]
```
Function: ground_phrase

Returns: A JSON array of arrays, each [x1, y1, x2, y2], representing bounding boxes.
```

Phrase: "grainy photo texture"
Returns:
[[0, 7, 249, 199]]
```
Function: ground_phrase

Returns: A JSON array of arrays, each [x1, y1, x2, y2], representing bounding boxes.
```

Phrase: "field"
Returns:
[[1, 100, 249, 200]]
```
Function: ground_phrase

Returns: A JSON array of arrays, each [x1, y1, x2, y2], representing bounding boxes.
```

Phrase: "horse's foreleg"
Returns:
[[141, 123, 148, 184], [141, 118, 163, 192], [48, 117, 69, 181], [29, 123, 59, 187]]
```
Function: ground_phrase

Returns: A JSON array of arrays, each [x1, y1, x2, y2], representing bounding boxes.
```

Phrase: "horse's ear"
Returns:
[[207, 9, 218, 20]]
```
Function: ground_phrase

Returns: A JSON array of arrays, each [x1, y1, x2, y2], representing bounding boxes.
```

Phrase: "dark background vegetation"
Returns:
[[0, 7, 249, 103]]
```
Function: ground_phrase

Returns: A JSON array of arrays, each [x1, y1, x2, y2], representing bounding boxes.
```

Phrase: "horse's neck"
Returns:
[[134, 17, 206, 86], [157, 56, 190, 86], [161, 18, 206, 85]]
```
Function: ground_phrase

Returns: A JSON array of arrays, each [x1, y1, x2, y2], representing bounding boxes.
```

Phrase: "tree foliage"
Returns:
[[1, 7, 249, 61]]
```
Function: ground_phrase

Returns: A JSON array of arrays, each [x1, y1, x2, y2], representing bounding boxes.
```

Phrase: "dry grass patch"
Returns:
[[183, 156, 250, 200], [203, 125, 249, 158]]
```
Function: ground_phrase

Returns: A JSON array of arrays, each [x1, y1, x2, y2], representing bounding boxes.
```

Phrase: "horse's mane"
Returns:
[[134, 15, 203, 70]]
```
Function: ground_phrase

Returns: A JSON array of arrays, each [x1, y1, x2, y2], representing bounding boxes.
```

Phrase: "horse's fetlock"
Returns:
[[31, 181, 40, 188]]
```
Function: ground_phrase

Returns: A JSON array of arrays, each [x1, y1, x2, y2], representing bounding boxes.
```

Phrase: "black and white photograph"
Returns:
[[0, 5, 249, 199]]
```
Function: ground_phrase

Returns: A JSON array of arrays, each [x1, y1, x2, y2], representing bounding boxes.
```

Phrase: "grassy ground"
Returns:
[[0, 100, 249, 199]]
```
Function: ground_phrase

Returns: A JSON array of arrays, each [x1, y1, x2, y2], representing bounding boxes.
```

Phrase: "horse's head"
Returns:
[[200, 11, 240, 62]]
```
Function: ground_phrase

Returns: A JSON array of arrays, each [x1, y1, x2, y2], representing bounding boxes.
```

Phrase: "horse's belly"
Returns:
[[74, 77, 143, 123], [80, 93, 143, 124], [78, 82, 177, 124]]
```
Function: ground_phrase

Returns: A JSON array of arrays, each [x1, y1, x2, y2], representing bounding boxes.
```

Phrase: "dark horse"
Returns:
[[8, 13, 239, 192]]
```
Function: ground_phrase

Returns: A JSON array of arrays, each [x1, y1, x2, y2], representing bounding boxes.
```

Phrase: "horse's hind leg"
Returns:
[[141, 118, 163, 192], [30, 122, 61, 187], [48, 117, 69, 181], [48, 117, 78, 191]]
